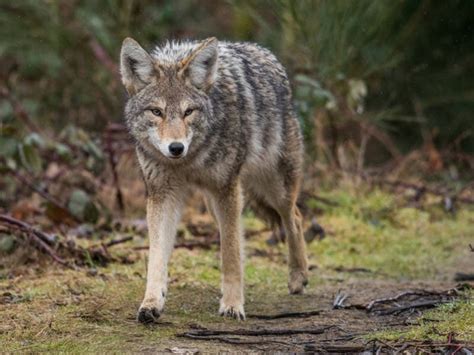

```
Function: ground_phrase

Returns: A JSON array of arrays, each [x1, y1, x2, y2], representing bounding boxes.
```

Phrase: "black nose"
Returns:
[[168, 142, 185, 157]]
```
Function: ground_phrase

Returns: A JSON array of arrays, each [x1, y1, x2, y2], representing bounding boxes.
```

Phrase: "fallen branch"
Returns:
[[0, 214, 120, 267], [376, 299, 453, 316], [180, 325, 335, 337], [85, 236, 134, 263], [0, 214, 68, 266], [366, 290, 433, 311], [304, 340, 474, 353], [104, 235, 133, 248], [332, 266, 373, 274], [333, 286, 467, 314], [164, 241, 214, 250], [304, 344, 366, 353], [247, 310, 321, 320], [245, 228, 271, 238], [180, 333, 291, 347]]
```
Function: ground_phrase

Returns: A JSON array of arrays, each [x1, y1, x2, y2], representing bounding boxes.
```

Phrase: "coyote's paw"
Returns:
[[137, 297, 164, 324], [288, 269, 308, 294], [219, 302, 245, 321], [137, 307, 161, 324]]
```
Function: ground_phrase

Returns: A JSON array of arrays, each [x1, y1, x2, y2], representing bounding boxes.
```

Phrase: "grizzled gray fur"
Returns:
[[120, 37, 308, 324]]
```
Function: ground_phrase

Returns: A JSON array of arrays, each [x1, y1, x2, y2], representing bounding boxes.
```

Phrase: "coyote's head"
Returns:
[[120, 37, 218, 162]]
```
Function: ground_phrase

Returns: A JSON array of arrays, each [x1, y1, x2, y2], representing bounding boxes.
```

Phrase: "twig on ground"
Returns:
[[180, 333, 292, 347], [304, 343, 367, 353], [247, 310, 321, 320], [316, 335, 361, 343], [180, 325, 335, 337], [304, 340, 474, 353], [0, 214, 121, 266], [333, 286, 468, 314], [246, 228, 271, 238], [104, 236, 133, 248], [366, 290, 431, 311], [332, 266, 373, 273], [365, 286, 463, 314], [376, 299, 453, 316]]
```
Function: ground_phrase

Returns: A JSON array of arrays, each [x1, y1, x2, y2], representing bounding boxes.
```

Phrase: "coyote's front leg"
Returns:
[[210, 181, 245, 320], [137, 194, 183, 323]]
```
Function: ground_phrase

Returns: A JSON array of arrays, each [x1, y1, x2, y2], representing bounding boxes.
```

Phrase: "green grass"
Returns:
[[308, 187, 473, 278], [1, 187, 473, 350], [372, 293, 474, 342]]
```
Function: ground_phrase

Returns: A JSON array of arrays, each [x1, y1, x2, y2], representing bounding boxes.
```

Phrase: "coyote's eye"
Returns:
[[184, 108, 194, 117], [149, 108, 162, 117]]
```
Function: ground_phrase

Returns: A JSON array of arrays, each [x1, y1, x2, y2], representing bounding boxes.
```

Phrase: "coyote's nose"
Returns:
[[168, 142, 185, 157]]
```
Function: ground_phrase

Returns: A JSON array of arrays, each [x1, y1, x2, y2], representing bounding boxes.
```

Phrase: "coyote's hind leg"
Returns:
[[258, 173, 309, 294], [280, 205, 308, 294]]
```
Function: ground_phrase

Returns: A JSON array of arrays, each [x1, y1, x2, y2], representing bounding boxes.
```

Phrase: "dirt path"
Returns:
[[1, 260, 471, 352], [156, 280, 470, 353]]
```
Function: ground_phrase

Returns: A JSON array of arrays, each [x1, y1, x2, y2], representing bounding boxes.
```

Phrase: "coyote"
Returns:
[[120, 37, 308, 323]]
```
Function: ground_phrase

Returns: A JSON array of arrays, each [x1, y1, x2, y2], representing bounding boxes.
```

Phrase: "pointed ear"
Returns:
[[120, 38, 154, 95], [180, 37, 218, 91]]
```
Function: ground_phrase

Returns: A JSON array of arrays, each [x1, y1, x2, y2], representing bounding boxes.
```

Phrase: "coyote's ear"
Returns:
[[180, 37, 218, 91], [120, 38, 154, 95]]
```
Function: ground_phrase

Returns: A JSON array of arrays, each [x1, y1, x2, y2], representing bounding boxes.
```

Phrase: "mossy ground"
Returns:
[[371, 294, 474, 342], [1, 186, 473, 351]]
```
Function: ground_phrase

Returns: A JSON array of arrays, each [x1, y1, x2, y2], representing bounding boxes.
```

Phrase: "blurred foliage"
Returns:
[[1, 0, 474, 220], [238, 0, 474, 163], [1, 0, 473, 151]]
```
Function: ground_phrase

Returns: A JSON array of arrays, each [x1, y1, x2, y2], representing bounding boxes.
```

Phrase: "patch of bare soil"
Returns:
[[148, 281, 473, 353]]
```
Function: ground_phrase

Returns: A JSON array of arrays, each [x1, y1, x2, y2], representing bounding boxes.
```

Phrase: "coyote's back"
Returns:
[[206, 41, 303, 168]]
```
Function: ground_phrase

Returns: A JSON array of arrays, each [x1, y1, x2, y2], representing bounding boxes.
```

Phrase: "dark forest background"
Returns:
[[1, 0, 474, 218]]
